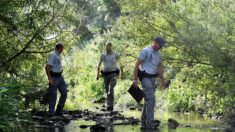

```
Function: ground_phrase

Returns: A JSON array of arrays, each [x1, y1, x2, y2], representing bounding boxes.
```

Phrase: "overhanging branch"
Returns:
[[5, 12, 56, 63], [164, 56, 226, 67], [24, 49, 52, 54]]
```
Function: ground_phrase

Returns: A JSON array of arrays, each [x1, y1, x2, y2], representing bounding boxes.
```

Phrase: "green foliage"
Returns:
[[0, 96, 21, 131], [115, 79, 137, 108], [63, 44, 104, 108], [63, 0, 235, 116], [0, 0, 234, 130], [0, 0, 89, 129], [0, 0, 122, 129], [0, 0, 83, 74], [0, 80, 25, 131], [109, 0, 235, 115], [166, 64, 235, 114]]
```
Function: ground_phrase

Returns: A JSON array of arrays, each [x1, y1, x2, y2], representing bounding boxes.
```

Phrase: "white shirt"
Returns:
[[47, 50, 62, 73], [138, 46, 161, 74], [99, 52, 119, 72]]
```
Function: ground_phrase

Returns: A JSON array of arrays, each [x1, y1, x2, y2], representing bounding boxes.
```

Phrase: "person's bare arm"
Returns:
[[119, 64, 124, 80], [97, 54, 104, 80], [45, 64, 53, 85], [133, 59, 144, 86], [96, 62, 102, 80]]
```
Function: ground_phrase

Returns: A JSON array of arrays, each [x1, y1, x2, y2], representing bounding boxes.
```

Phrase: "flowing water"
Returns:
[[30, 104, 227, 132]]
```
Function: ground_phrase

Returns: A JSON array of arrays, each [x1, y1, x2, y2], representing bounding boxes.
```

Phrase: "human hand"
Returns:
[[133, 79, 138, 88], [48, 78, 53, 85], [161, 80, 169, 90]]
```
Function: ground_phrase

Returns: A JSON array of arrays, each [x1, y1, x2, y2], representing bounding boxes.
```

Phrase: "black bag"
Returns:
[[128, 84, 144, 104]]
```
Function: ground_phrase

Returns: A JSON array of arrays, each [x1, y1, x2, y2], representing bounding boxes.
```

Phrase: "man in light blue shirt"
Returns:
[[45, 43, 67, 117], [133, 37, 167, 129]]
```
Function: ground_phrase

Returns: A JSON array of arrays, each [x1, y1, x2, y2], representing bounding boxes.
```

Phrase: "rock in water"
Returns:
[[79, 125, 88, 129], [153, 119, 161, 124], [90, 124, 106, 132], [168, 118, 180, 129]]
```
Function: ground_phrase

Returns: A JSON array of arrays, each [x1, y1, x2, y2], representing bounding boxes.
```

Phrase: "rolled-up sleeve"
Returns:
[[99, 54, 104, 63], [47, 53, 54, 66], [138, 49, 147, 61]]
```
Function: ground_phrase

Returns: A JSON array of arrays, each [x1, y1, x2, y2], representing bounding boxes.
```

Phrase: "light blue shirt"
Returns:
[[100, 52, 119, 72], [47, 50, 62, 73], [138, 46, 161, 74]]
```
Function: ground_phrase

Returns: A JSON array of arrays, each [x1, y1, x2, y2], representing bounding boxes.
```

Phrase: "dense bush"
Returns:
[[0, 0, 234, 130]]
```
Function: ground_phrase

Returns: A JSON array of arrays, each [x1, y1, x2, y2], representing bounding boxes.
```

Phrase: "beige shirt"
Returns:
[[99, 52, 119, 72]]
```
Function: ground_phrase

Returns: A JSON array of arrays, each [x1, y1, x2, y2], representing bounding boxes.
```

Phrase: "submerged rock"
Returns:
[[197, 108, 205, 115], [110, 111, 118, 115], [31, 108, 140, 129], [168, 118, 180, 129], [130, 118, 140, 125], [100, 108, 106, 111], [153, 119, 161, 124], [79, 125, 89, 129], [90, 124, 106, 132], [184, 124, 192, 127]]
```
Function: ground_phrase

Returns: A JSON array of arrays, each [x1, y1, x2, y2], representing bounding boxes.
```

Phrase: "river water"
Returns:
[[31, 106, 226, 132]]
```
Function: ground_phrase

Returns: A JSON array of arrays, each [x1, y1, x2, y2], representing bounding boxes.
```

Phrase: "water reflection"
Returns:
[[34, 123, 224, 132], [30, 108, 225, 132]]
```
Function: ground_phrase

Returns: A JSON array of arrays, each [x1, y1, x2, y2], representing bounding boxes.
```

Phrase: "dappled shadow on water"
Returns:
[[30, 105, 141, 132], [26, 104, 229, 132]]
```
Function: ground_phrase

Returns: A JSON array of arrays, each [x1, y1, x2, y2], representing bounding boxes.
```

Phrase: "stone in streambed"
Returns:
[[90, 124, 106, 132], [79, 125, 89, 129], [168, 118, 180, 129]]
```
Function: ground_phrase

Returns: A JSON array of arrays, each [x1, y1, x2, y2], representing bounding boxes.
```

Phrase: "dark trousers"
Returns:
[[103, 73, 117, 107], [48, 76, 67, 115]]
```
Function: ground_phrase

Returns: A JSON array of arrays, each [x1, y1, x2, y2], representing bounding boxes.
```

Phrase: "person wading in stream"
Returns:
[[133, 37, 168, 129], [96, 43, 120, 111], [45, 43, 67, 117]]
